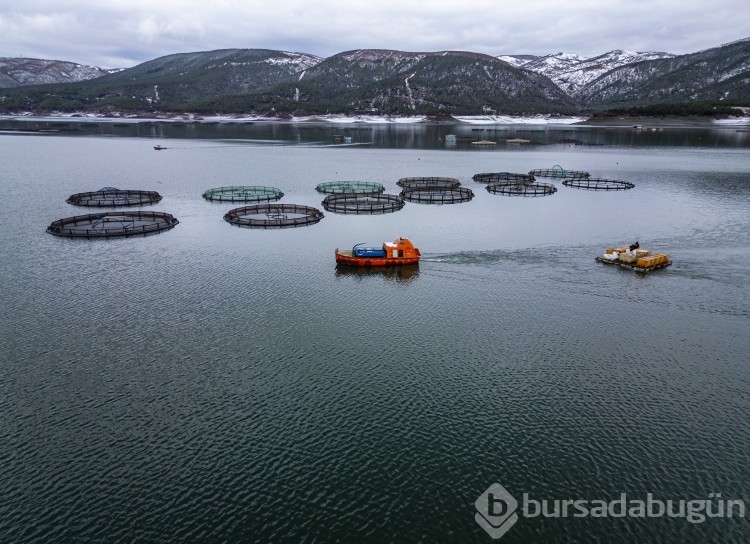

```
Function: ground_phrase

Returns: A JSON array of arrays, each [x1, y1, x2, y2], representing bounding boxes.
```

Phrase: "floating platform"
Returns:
[[224, 203, 323, 228], [47, 211, 178, 238], [66, 188, 162, 207], [595, 255, 672, 272], [202, 186, 284, 203]]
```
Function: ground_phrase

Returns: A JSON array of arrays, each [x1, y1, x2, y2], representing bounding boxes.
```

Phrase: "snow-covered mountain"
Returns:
[[0, 58, 115, 88], [499, 50, 675, 96], [2, 39, 748, 114]]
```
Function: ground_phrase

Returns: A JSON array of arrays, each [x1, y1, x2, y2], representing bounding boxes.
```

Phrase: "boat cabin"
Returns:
[[383, 237, 420, 259]]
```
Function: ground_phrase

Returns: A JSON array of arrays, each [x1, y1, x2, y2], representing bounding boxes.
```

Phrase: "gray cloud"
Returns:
[[1, 0, 747, 68]]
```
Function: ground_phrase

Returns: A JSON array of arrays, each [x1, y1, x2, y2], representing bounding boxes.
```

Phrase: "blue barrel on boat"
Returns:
[[353, 246, 386, 257]]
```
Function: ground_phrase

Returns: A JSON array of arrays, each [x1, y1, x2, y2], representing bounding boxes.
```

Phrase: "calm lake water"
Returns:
[[1, 121, 749, 543]]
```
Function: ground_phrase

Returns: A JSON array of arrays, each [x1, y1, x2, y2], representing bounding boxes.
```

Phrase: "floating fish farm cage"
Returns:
[[486, 182, 557, 197], [322, 193, 405, 215], [66, 187, 162, 207], [315, 181, 385, 195], [47, 211, 179, 238], [202, 186, 284, 203], [400, 186, 474, 204], [472, 172, 535, 184], [530, 166, 590, 179], [396, 177, 461, 190], [224, 203, 323, 228], [562, 178, 635, 190]]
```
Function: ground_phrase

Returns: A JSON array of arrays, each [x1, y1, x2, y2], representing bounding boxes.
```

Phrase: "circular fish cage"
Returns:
[[224, 203, 324, 228], [322, 193, 405, 215], [400, 186, 474, 204], [315, 181, 385, 195], [562, 178, 635, 190], [66, 187, 162, 207], [486, 182, 557, 197], [529, 166, 590, 179], [472, 172, 535, 184], [397, 177, 461, 189], [202, 186, 284, 203], [47, 211, 179, 238]]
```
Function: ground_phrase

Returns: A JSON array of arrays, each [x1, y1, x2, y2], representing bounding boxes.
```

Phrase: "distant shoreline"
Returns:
[[1, 111, 748, 127], [576, 114, 750, 127]]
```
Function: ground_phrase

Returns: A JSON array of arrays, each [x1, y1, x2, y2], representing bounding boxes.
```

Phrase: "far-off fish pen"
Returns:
[[530, 166, 590, 179], [224, 203, 323, 228], [47, 211, 179, 238], [400, 186, 474, 204], [397, 177, 461, 190], [322, 193, 405, 215], [66, 188, 162, 207], [472, 172, 535, 184], [562, 178, 635, 190], [202, 186, 284, 202], [315, 181, 385, 195], [486, 182, 557, 197]]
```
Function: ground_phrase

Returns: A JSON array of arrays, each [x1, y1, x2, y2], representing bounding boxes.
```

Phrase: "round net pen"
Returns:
[[400, 186, 474, 204], [486, 182, 557, 197], [397, 177, 461, 190], [202, 186, 284, 203], [47, 211, 179, 238], [224, 203, 323, 228], [472, 172, 535, 184], [66, 188, 162, 207], [322, 193, 405, 215], [529, 166, 590, 179], [315, 181, 385, 195], [562, 178, 635, 190]]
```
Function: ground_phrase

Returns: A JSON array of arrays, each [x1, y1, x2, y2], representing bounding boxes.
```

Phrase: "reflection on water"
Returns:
[[334, 263, 420, 282], [1, 117, 749, 149]]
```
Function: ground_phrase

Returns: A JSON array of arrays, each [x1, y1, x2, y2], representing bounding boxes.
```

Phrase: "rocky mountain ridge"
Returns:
[[1, 38, 748, 114], [0, 57, 116, 88], [500, 50, 676, 95]]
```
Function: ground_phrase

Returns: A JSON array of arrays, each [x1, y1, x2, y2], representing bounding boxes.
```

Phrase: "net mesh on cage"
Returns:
[[397, 177, 461, 189], [66, 188, 162, 207], [562, 178, 635, 190], [224, 203, 324, 228], [202, 186, 284, 202], [400, 186, 474, 204], [47, 211, 179, 237], [315, 181, 385, 194], [529, 166, 590, 179], [322, 193, 405, 214], [472, 172, 535, 184], [486, 182, 557, 197]]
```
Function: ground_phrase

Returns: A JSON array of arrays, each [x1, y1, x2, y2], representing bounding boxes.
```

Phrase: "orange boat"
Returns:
[[335, 237, 420, 267]]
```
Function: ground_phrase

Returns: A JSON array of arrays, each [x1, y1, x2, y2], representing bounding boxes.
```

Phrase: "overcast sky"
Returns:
[[1, 0, 748, 68]]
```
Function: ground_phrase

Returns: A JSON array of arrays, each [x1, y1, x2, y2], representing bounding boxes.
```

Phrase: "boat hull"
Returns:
[[335, 251, 419, 267]]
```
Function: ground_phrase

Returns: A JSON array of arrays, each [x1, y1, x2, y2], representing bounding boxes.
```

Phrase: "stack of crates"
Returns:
[[619, 251, 638, 263], [636, 253, 670, 268]]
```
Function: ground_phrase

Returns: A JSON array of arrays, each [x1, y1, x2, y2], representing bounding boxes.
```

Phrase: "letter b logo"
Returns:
[[475, 483, 519, 539]]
